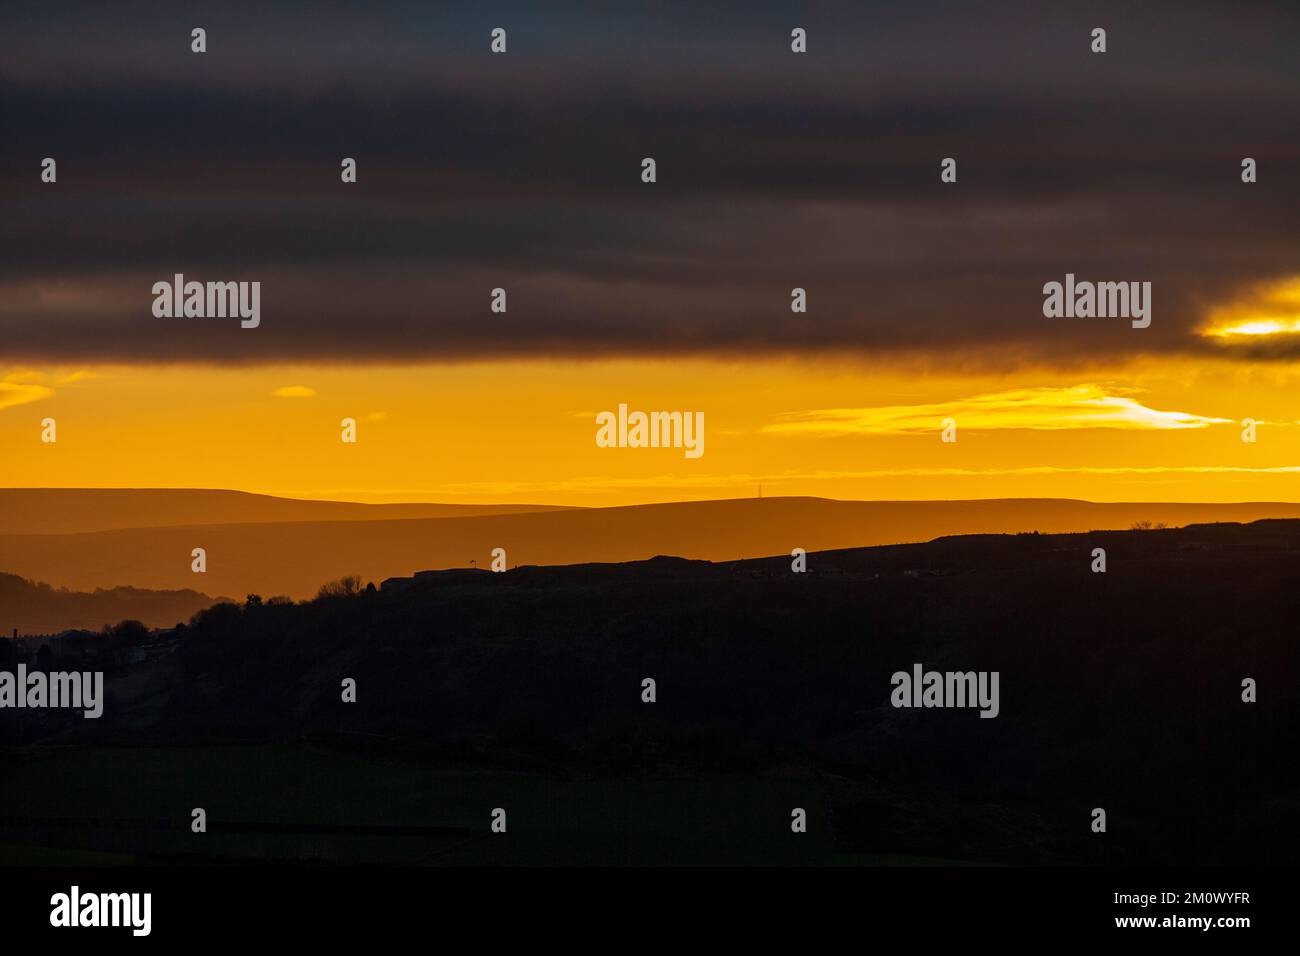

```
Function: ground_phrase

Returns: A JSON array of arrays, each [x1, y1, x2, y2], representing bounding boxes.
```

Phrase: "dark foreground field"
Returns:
[[3, 520, 1298, 865]]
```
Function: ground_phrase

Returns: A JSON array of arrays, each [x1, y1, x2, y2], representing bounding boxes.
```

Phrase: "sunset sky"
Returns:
[[4, 1, 1300, 506]]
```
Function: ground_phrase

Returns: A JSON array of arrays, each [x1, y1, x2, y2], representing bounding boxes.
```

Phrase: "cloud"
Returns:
[[1199, 278, 1300, 356], [271, 385, 316, 398], [2, 369, 45, 384], [0, 376, 55, 411], [56, 369, 98, 384], [4, 2, 1300, 367], [763, 385, 1232, 435]]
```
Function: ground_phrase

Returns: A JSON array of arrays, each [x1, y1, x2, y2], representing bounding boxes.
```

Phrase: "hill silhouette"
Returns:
[[10, 519, 1296, 865], [7, 494, 1300, 600], [0, 488, 574, 535], [0, 571, 227, 635]]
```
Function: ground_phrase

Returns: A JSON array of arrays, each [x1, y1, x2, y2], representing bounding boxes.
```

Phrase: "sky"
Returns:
[[3, 1, 1300, 505]]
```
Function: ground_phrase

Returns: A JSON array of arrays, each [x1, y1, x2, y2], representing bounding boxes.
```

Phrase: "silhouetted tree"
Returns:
[[104, 619, 150, 645], [316, 575, 362, 600]]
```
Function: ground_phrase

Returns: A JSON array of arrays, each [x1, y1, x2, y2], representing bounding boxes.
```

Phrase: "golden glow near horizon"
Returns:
[[4, 355, 1300, 506]]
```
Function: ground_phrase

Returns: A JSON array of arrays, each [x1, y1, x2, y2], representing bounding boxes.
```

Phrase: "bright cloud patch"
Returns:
[[271, 385, 317, 398], [764, 385, 1230, 435], [1202, 278, 1300, 341], [0, 375, 55, 411]]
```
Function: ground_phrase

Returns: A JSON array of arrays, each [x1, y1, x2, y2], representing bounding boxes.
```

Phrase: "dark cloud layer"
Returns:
[[2, 0, 1299, 366]]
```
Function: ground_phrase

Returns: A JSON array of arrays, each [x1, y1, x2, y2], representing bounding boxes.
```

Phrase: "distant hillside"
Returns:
[[29, 518, 1300, 866], [0, 571, 225, 635], [0, 489, 576, 535], [6, 496, 1300, 599]]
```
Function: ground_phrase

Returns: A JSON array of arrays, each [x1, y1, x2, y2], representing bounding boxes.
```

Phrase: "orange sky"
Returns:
[[6, 3, 1300, 512], [5, 351, 1300, 506]]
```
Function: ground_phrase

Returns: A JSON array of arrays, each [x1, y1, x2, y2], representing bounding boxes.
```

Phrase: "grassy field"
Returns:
[[0, 744, 968, 865]]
